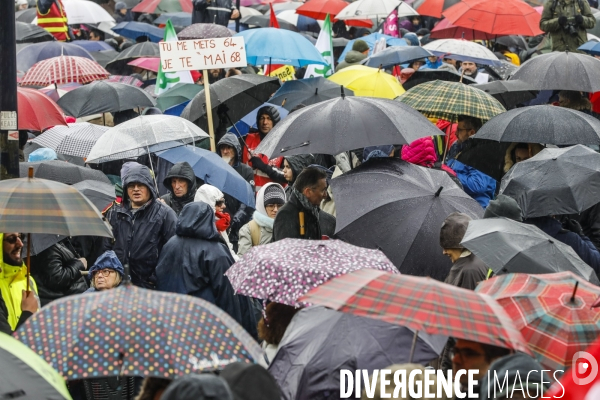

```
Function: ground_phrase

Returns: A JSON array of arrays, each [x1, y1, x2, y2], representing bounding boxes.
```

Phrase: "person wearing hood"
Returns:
[[155, 202, 257, 338], [425, 55, 443, 69], [85, 251, 125, 293], [238, 183, 286, 257], [363, 145, 395, 162], [102, 162, 177, 289], [160, 162, 198, 216], [336, 40, 370, 71], [503, 142, 544, 173], [282, 154, 315, 200], [114, 1, 133, 23], [160, 374, 233, 400], [221, 362, 283, 400]]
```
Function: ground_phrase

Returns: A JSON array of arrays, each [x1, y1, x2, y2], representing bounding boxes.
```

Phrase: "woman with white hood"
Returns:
[[195, 184, 239, 261], [237, 183, 286, 257]]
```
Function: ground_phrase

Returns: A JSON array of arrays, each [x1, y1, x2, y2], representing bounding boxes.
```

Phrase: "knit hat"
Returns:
[[263, 184, 286, 206], [352, 39, 369, 53], [483, 194, 523, 221], [440, 212, 472, 249], [115, 1, 127, 11], [256, 105, 281, 128]]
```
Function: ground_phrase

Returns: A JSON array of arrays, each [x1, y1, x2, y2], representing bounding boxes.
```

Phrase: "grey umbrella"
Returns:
[[89, 50, 120, 68], [57, 81, 156, 118], [461, 218, 599, 284], [269, 306, 447, 400], [20, 160, 111, 185], [254, 94, 444, 158], [510, 51, 600, 92], [363, 46, 434, 69], [73, 180, 116, 212], [331, 158, 483, 281], [500, 145, 600, 218], [472, 80, 538, 109], [268, 77, 355, 112], [15, 21, 54, 44], [105, 42, 160, 69], [474, 105, 600, 145]]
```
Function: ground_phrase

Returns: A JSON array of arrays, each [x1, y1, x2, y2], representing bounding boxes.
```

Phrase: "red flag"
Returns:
[[548, 336, 600, 399], [269, 4, 280, 28]]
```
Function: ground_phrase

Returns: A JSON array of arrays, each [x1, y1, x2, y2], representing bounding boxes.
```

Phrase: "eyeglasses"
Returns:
[[95, 269, 116, 277], [215, 199, 226, 206], [265, 204, 281, 210], [3, 234, 24, 244], [450, 347, 484, 360]]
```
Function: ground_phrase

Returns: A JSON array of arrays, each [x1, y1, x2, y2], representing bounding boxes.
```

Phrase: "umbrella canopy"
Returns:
[[132, 0, 193, 13], [430, 17, 493, 39], [295, 0, 351, 19], [17, 87, 67, 132], [15, 7, 37, 23], [15, 21, 54, 44], [225, 238, 398, 306], [240, 15, 300, 31], [331, 158, 483, 280], [20, 55, 109, 86], [338, 33, 407, 61], [229, 102, 289, 137], [38, 82, 82, 103], [268, 77, 355, 111], [472, 80, 538, 109], [477, 272, 600, 371], [112, 21, 164, 43], [89, 50, 119, 68], [254, 97, 444, 159], [106, 42, 160, 67], [72, 180, 116, 212], [15, 285, 261, 380], [105, 75, 144, 87], [579, 40, 600, 56], [275, 10, 322, 33], [337, 0, 415, 20], [32, 123, 110, 158], [423, 38, 501, 65], [474, 105, 600, 145], [71, 40, 114, 52], [328, 65, 405, 99], [401, 68, 477, 90], [86, 115, 209, 163], [156, 146, 255, 207], [461, 218, 599, 284], [300, 269, 532, 354], [234, 28, 328, 67], [397, 79, 506, 122], [20, 161, 112, 185], [500, 145, 600, 218], [56, 81, 156, 118], [127, 57, 160, 73], [442, 0, 543, 36], [61, 0, 115, 24], [156, 82, 202, 111], [17, 42, 94, 72], [414, 0, 460, 18], [153, 12, 192, 28], [269, 307, 447, 400], [178, 23, 232, 40], [364, 46, 435, 69], [510, 51, 600, 92], [0, 332, 72, 400]]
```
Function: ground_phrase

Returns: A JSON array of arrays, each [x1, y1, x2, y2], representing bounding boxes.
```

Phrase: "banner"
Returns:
[[304, 14, 334, 79], [155, 20, 194, 95], [383, 9, 399, 38]]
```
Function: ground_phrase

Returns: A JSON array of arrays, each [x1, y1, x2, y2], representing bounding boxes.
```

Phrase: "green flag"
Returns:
[[304, 14, 334, 78], [155, 20, 194, 96]]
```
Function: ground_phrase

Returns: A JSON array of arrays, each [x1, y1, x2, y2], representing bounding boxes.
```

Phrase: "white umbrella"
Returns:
[[337, 0, 417, 20], [423, 38, 501, 66], [86, 115, 209, 163], [32, 122, 109, 158], [62, 0, 115, 24]]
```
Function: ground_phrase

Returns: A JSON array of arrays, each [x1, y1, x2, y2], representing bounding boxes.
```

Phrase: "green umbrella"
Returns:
[[156, 83, 202, 112], [0, 332, 72, 399]]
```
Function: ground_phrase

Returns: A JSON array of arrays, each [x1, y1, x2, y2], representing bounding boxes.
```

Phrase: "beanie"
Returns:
[[440, 212, 472, 249], [263, 184, 286, 206], [115, 2, 127, 11], [483, 194, 523, 222], [256, 105, 281, 127], [352, 39, 369, 53]]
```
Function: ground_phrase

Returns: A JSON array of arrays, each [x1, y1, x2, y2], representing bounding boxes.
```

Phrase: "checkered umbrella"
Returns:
[[300, 269, 532, 354], [32, 123, 109, 158], [476, 272, 600, 371], [20, 55, 109, 86], [225, 239, 399, 307], [397, 79, 506, 122]]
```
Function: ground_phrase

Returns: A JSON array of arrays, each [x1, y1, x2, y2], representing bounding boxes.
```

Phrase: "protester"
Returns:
[[363, 145, 395, 162], [135, 378, 171, 400], [15, 0, 28, 11], [503, 143, 544, 173], [103, 162, 177, 289], [459, 61, 489, 84], [88, 29, 104, 41], [221, 362, 283, 400], [337, 40, 370, 71], [483, 194, 523, 221], [85, 251, 125, 292], [557, 90, 593, 114], [257, 302, 301, 368], [540, 0, 595, 52], [160, 162, 198, 216], [282, 154, 315, 200], [114, 2, 133, 23], [37, 0, 71, 41], [451, 339, 511, 394], [191, 0, 240, 26]]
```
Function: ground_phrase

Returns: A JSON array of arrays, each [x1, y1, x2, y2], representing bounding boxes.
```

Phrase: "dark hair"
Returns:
[[558, 90, 585, 102], [90, 29, 105, 41], [293, 166, 327, 192], [457, 115, 482, 132], [257, 302, 300, 345], [481, 344, 511, 363], [135, 377, 171, 400]]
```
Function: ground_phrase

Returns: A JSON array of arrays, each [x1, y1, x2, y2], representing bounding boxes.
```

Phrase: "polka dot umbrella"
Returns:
[[14, 284, 262, 380]]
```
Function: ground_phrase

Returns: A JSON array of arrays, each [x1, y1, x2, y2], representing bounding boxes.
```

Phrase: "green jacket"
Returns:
[[540, 0, 595, 52]]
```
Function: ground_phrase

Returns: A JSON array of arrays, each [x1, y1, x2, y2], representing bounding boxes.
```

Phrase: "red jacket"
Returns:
[[37, 0, 69, 41], [242, 132, 283, 192]]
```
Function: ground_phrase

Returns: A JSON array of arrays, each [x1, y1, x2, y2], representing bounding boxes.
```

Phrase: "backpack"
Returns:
[[249, 220, 261, 247]]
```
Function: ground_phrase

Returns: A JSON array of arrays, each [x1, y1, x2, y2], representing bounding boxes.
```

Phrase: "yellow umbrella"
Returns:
[[328, 65, 405, 99]]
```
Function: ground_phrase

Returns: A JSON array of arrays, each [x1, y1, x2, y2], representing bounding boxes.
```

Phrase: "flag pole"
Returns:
[[204, 73, 216, 152]]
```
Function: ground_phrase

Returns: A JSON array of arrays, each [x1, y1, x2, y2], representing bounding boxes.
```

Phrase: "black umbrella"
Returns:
[[402, 68, 476, 90], [500, 145, 600, 218], [331, 158, 483, 281], [364, 46, 434, 69], [89, 49, 120, 68], [180, 74, 281, 132], [240, 15, 299, 32], [15, 21, 54, 44], [461, 217, 600, 284], [255, 94, 445, 158], [455, 139, 511, 182], [20, 160, 111, 185], [484, 60, 520, 81], [474, 105, 600, 145], [105, 42, 160, 68], [494, 35, 528, 50], [510, 51, 600, 92], [472, 80, 538, 109], [72, 180, 116, 212], [15, 7, 37, 23], [57, 81, 156, 118], [268, 77, 355, 111]]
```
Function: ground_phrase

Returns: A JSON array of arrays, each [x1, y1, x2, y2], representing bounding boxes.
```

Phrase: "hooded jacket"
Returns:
[[446, 158, 496, 208], [283, 154, 314, 200], [160, 161, 198, 216], [401, 137, 437, 167], [272, 190, 336, 241], [192, 0, 235, 26], [85, 250, 125, 293], [103, 164, 177, 289], [156, 202, 257, 338]]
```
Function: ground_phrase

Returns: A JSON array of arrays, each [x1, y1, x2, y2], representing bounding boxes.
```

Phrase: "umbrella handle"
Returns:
[[409, 330, 419, 363], [26, 233, 31, 292], [299, 212, 305, 237]]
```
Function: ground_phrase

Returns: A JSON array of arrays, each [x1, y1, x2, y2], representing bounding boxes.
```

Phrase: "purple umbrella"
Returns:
[[225, 238, 399, 307]]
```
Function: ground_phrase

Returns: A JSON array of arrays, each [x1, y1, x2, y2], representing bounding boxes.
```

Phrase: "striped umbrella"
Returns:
[[20, 55, 109, 86], [32, 123, 109, 158], [132, 0, 193, 13], [477, 272, 600, 372]]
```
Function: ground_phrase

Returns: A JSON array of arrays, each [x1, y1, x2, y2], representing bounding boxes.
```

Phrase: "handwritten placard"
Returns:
[[159, 37, 247, 72]]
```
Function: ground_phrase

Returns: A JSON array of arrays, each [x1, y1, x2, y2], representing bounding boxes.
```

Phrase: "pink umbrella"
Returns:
[[128, 57, 160, 73]]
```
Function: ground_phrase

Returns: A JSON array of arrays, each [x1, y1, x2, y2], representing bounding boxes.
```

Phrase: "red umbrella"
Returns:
[[17, 87, 67, 131], [414, 0, 460, 18], [430, 18, 494, 40], [442, 0, 543, 36], [20, 56, 109, 87], [296, 0, 350, 19], [300, 269, 532, 355], [132, 0, 192, 13]]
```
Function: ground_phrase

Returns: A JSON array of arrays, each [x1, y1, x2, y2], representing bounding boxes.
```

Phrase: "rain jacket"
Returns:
[[446, 159, 496, 209], [540, 0, 595, 52], [37, 0, 70, 41], [103, 164, 177, 289], [574, 203, 600, 250], [160, 162, 198, 216], [0, 233, 38, 332], [283, 154, 315, 200], [156, 202, 257, 338], [444, 251, 488, 290], [337, 51, 367, 71], [192, 0, 236, 26], [30, 238, 88, 306], [272, 190, 336, 241], [85, 250, 126, 293], [401, 137, 437, 168], [238, 183, 283, 256]]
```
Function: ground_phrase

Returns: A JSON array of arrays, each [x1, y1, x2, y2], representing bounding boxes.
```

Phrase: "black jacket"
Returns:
[[283, 154, 315, 199], [104, 164, 178, 289], [574, 203, 600, 251], [273, 192, 336, 241], [30, 239, 88, 306], [156, 202, 258, 338], [192, 0, 235, 26], [160, 161, 198, 216]]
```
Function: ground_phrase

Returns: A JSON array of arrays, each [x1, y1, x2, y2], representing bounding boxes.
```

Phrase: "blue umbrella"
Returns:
[[228, 102, 289, 137], [157, 145, 256, 208], [364, 46, 434, 69], [153, 12, 192, 27], [112, 22, 165, 43], [71, 40, 114, 52], [234, 28, 327, 67], [579, 40, 600, 56], [17, 42, 94, 72], [338, 33, 407, 62], [164, 101, 190, 116]]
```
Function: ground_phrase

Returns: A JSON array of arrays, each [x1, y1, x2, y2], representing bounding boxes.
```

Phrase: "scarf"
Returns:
[[254, 210, 274, 229], [293, 187, 320, 221]]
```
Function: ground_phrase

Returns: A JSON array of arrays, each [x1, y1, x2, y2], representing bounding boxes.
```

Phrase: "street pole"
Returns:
[[0, 0, 20, 180]]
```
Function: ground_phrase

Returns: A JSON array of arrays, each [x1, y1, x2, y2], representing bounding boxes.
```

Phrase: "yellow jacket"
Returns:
[[0, 234, 38, 330]]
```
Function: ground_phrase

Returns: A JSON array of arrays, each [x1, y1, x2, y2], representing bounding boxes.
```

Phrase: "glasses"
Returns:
[[265, 204, 281, 210], [4, 234, 24, 244], [450, 347, 484, 360], [95, 269, 116, 277], [456, 127, 472, 132], [215, 199, 226, 206]]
